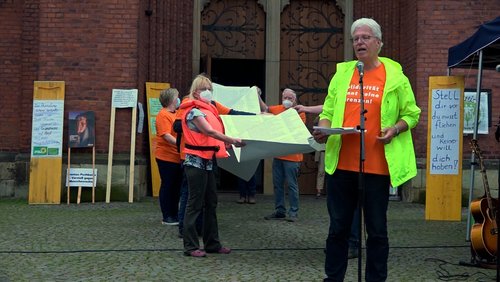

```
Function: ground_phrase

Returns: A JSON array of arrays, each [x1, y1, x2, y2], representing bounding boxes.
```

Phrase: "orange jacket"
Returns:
[[180, 99, 229, 160], [173, 98, 234, 160]]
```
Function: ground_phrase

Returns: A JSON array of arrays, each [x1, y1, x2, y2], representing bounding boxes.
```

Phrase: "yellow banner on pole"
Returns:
[[29, 81, 65, 204]]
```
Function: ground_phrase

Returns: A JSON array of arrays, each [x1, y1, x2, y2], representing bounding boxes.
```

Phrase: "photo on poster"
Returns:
[[68, 111, 95, 148], [463, 89, 491, 134]]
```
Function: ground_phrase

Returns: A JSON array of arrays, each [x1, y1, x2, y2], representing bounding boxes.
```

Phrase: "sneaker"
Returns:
[[162, 217, 179, 226], [184, 249, 206, 257], [236, 197, 246, 204], [247, 197, 256, 204], [206, 246, 231, 254], [286, 215, 298, 222], [264, 212, 286, 220]]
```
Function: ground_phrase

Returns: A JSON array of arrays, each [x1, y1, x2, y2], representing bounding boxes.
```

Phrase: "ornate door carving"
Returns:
[[200, 0, 265, 60]]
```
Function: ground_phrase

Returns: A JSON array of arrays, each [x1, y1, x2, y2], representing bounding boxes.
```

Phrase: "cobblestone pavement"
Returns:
[[0, 194, 497, 281]]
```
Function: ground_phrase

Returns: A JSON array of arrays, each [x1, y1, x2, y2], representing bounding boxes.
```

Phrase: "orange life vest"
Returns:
[[180, 99, 229, 160]]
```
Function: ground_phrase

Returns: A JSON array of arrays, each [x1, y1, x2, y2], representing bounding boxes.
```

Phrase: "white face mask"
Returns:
[[175, 97, 181, 109], [200, 90, 213, 103], [282, 99, 293, 109]]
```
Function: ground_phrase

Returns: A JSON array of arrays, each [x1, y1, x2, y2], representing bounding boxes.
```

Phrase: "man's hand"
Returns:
[[377, 126, 398, 145], [231, 138, 245, 147], [294, 105, 307, 113], [312, 129, 328, 144]]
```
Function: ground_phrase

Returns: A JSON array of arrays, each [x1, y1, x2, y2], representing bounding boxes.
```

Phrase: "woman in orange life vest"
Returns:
[[181, 74, 245, 257], [173, 81, 260, 239]]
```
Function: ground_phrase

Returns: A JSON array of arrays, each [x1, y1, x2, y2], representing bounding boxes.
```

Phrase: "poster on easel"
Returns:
[[425, 76, 464, 221], [67, 110, 97, 204], [29, 81, 65, 204], [463, 89, 491, 134], [69, 111, 95, 148], [145, 82, 170, 197]]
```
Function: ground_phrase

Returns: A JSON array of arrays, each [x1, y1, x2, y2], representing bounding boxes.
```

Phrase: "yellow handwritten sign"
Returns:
[[29, 81, 65, 204], [425, 76, 464, 221]]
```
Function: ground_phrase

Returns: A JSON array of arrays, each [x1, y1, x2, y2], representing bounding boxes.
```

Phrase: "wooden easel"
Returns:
[[66, 146, 96, 204]]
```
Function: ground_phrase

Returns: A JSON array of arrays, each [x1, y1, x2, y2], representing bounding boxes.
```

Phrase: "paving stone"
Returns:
[[0, 195, 497, 281]]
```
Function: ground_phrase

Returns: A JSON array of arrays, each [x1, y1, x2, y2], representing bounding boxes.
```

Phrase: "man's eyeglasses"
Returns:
[[351, 35, 375, 43]]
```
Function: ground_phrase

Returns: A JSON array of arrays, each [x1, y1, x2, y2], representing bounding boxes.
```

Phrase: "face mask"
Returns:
[[282, 99, 293, 109], [175, 97, 181, 109], [200, 90, 213, 103]]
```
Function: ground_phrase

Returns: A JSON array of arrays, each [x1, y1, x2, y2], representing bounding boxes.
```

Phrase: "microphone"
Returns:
[[496, 64, 500, 72], [356, 61, 364, 77]]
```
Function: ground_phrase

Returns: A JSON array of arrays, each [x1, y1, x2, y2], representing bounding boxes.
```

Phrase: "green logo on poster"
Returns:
[[48, 148, 59, 155], [33, 146, 47, 155]]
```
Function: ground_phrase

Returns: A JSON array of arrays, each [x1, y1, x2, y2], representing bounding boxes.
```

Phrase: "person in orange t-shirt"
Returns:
[[261, 88, 306, 222], [155, 88, 182, 226], [314, 18, 421, 281]]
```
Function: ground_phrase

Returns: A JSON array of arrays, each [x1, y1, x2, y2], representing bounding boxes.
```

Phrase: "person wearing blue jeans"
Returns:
[[264, 159, 301, 222], [261, 88, 306, 222]]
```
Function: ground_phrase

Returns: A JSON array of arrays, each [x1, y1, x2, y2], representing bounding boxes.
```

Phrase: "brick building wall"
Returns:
[[0, 0, 194, 198], [0, 0, 193, 155], [36, 1, 141, 153], [0, 0, 498, 198], [143, 1, 193, 95], [415, 0, 499, 160], [137, 0, 193, 151], [0, 1, 24, 151]]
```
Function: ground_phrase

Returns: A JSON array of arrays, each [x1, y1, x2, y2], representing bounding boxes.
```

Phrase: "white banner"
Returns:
[[66, 168, 97, 187]]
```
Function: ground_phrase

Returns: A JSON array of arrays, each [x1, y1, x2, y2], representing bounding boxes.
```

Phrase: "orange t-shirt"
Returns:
[[268, 105, 306, 162], [337, 63, 389, 175], [155, 108, 180, 163], [214, 101, 231, 115]]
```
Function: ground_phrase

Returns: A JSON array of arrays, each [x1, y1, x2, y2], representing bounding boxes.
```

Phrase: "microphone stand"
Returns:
[[356, 72, 367, 282]]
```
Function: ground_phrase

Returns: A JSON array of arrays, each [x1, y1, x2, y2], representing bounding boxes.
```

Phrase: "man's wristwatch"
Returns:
[[393, 125, 400, 136]]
